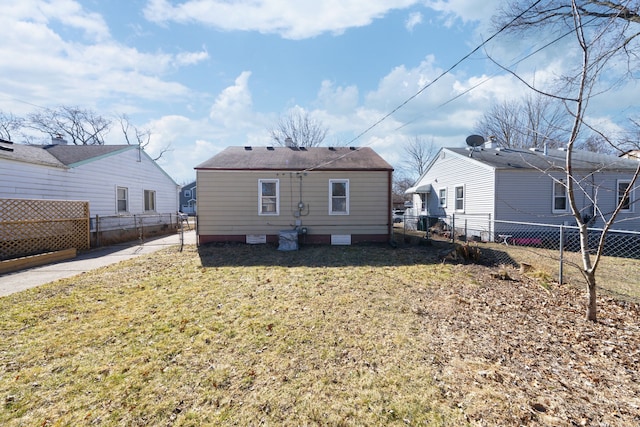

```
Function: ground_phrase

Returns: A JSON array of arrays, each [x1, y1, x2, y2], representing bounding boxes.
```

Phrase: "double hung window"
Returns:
[[454, 185, 464, 211], [329, 179, 349, 215], [617, 180, 632, 211], [144, 190, 156, 212], [438, 188, 447, 207], [259, 179, 279, 215], [117, 187, 128, 213], [553, 179, 567, 212]]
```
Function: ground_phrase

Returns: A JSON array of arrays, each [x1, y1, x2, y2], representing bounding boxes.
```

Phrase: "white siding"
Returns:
[[409, 148, 640, 233], [495, 170, 640, 229], [411, 148, 495, 220], [0, 149, 179, 217]]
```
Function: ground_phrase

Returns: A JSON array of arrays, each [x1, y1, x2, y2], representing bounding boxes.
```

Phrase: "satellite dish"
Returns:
[[466, 135, 485, 147]]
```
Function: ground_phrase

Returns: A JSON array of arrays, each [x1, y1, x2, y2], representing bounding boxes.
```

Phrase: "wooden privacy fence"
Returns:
[[0, 198, 90, 261]]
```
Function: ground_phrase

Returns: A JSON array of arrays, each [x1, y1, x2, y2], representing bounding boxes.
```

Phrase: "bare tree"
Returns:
[[392, 174, 415, 207], [118, 114, 170, 161], [494, 1, 640, 321], [0, 111, 23, 141], [27, 106, 111, 145], [474, 94, 569, 149], [270, 110, 328, 148], [402, 135, 435, 180]]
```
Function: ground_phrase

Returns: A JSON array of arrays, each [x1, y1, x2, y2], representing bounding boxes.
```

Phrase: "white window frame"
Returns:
[[454, 185, 464, 212], [258, 179, 279, 215], [329, 179, 349, 215], [438, 188, 447, 208], [552, 179, 568, 213], [144, 189, 156, 212], [617, 179, 633, 212], [116, 186, 128, 213], [184, 189, 192, 198]]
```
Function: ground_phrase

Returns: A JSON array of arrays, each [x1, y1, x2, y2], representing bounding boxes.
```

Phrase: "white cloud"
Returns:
[[405, 12, 422, 32], [0, 0, 205, 112], [174, 49, 210, 66], [209, 71, 255, 127], [5, 0, 111, 41], [316, 81, 359, 114], [144, 0, 419, 39], [424, 0, 502, 26]]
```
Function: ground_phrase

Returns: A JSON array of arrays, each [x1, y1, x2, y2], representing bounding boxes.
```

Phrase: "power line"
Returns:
[[343, 0, 544, 146]]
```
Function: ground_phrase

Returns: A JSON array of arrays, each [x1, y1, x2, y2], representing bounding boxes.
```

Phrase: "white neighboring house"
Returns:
[[405, 140, 640, 241], [0, 138, 180, 217]]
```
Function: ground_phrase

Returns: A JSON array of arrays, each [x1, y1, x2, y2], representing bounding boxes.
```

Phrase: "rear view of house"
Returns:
[[195, 146, 394, 245]]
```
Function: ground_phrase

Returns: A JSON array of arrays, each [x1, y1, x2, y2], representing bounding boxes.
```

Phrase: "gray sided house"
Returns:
[[179, 181, 197, 215], [405, 141, 640, 241], [0, 139, 179, 217], [195, 146, 394, 245]]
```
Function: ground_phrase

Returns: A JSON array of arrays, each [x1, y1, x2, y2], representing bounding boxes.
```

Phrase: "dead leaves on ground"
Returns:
[[415, 265, 640, 426]]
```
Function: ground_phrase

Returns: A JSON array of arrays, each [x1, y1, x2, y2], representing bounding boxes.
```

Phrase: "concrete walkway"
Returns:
[[0, 229, 196, 298]]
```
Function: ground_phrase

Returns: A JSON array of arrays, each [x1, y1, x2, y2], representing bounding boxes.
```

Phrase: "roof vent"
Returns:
[[0, 139, 13, 152], [244, 146, 252, 151], [300, 146, 307, 151], [349, 147, 356, 150], [328, 147, 336, 151], [267, 146, 274, 151], [51, 134, 68, 145]]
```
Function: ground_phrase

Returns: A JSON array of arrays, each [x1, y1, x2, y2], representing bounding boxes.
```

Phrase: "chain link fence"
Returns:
[[394, 214, 640, 300], [90, 213, 179, 247]]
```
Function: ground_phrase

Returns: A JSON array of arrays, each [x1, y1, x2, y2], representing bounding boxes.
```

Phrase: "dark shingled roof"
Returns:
[[447, 146, 640, 172], [0, 140, 65, 167], [44, 144, 133, 166], [195, 146, 393, 171], [0, 141, 135, 168]]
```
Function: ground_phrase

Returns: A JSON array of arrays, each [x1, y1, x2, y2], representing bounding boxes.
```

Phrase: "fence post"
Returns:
[[464, 219, 468, 242], [451, 214, 455, 243], [96, 214, 100, 247], [559, 225, 564, 284]]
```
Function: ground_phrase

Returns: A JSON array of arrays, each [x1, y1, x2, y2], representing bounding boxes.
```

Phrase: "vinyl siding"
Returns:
[[495, 170, 640, 229], [197, 169, 390, 237], [0, 149, 178, 217], [414, 149, 495, 219], [406, 147, 640, 235]]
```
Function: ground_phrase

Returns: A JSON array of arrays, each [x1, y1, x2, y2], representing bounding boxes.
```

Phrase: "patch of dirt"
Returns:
[[414, 262, 640, 426]]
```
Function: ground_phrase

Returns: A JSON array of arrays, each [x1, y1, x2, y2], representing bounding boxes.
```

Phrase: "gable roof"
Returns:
[[0, 140, 137, 168], [445, 146, 640, 172], [1, 141, 177, 185], [44, 144, 133, 167], [0, 139, 65, 168], [195, 146, 393, 171]]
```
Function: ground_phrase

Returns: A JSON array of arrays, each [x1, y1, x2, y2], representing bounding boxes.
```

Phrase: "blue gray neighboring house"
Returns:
[[179, 181, 196, 215], [405, 140, 640, 241]]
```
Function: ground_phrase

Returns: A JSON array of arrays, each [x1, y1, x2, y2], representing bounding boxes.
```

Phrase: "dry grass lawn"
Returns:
[[1, 240, 639, 426]]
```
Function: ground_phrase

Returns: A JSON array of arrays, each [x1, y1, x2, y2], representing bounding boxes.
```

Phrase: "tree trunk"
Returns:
[[586, 271, 597, 322]]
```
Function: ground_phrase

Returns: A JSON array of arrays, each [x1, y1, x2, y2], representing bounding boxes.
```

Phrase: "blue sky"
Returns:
[[2, 0, 638, 184]]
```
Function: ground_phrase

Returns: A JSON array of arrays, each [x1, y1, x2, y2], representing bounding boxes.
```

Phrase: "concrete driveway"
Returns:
[[0, 230, 196, 298]]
